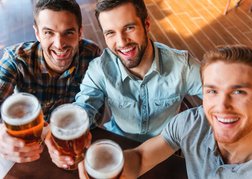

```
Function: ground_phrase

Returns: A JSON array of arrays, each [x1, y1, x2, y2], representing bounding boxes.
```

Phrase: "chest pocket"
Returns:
[[152, 96, 181, 114]]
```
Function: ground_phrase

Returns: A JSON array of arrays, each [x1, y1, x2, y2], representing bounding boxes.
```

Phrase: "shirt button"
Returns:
[[119, 105, 122, 108]]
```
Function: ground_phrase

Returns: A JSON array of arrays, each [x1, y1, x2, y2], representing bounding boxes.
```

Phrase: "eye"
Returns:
[[232, 90, 246, 95], [65, 31, 75, 36], [205, 89, 217, 94], [104, 31, 114, 38], [125, 25, 135, 32], [44, 31, 53, 36]]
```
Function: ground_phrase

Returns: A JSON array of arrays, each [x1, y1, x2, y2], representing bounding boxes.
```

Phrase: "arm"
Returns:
[[74, 59, 106, 126], [0, 49, 17, 105], [0, 50, 43, 163], [121, 135, 175, 178]]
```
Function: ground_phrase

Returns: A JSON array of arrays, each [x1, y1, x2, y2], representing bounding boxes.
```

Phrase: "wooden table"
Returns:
[[4, 127, 188, 179]]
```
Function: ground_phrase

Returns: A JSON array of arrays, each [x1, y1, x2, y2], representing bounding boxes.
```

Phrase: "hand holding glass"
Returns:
[[50, 104, 89, 170], [1, 92, 44, 144]]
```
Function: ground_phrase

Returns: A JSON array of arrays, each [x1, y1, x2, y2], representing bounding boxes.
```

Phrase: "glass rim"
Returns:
[[50, 104, 89, 140], [1, 92, 41, 126], [85, 139, 124, 178]]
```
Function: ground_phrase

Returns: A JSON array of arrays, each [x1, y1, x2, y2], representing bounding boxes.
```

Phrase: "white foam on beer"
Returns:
[[1, 93, 41, 126], [85, 141, 124, 179], [51, 104, 89, 140]]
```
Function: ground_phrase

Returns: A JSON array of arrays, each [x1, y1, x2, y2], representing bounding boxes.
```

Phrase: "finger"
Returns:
[[78, 160, 89, 179], [86, 132, 92, 148], [0, 129, 25, 148], [0, 150, 41, 163]]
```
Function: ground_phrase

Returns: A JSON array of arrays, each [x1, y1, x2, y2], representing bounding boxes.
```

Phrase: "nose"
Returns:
[[218, 93, 232, 111], [116, 33, 128, 48], [53, 34, 65, 49]]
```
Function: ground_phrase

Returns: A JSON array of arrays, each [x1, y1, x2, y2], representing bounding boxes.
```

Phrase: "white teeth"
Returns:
[[217, 117, 239, 123], [120, 47, 134, 53], [54, 50, 67, 55]]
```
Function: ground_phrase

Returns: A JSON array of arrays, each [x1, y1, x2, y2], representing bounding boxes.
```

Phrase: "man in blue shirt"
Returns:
[[74, 0, 202, 142], [116, 45, 252, 179]]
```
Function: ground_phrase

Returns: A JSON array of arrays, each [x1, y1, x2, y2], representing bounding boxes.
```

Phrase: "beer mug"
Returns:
[[50, 104, 89, 170], [1, 92, 44, 144], [85, 139, 124, 179]]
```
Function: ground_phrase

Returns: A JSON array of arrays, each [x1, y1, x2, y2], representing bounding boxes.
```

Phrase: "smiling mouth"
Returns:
[[118, 46, 136, 56], [216, 116, 239, 124], [52, 49, 70, 58]]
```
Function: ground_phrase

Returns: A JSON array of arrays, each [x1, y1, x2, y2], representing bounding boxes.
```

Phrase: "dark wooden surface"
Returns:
[[4, 127, 188, 179]]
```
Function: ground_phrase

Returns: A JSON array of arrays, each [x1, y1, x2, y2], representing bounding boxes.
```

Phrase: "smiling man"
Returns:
[[117, 45, 252, 179], [75, 0, 202, 141], [0, 0, 100, 163]]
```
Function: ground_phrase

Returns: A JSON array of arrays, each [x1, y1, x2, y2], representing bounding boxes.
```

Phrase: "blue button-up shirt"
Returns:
[[75, 42, 202, 141]]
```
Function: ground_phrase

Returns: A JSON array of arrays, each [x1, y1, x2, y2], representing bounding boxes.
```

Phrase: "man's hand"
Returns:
[[0, 124, 43, 163], [45, 130, 92, 169]]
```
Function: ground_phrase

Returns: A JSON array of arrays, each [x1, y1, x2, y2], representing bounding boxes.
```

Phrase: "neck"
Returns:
[[218, 133, 252, 164], [129, 39, 154, 79]]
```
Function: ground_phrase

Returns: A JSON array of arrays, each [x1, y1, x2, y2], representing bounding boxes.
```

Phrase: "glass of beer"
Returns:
[[50, 104, 89, 170], [1, 92, 44, 144], [85, 139, 124, 179]]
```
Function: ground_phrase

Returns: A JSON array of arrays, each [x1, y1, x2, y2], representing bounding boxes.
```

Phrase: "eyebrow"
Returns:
[[203, 83, 252, 88], [42, 27, 77, 32]]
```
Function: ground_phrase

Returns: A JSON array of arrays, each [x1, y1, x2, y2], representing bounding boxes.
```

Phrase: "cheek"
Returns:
[[105, 39, 115, 50]]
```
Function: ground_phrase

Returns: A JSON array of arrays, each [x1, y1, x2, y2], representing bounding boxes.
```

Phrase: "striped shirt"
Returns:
[[0, 39, 101, 121]]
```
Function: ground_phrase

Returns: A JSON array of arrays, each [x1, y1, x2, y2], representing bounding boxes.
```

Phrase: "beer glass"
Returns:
[[1, 92, 44, 144], [85, 139, 124, 179], [50, 104, 89, 170]]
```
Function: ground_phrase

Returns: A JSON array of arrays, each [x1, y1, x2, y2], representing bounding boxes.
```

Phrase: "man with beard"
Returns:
[[0, 0, 100, 163], [116, 45, 252, 179], [75, 0, 202, 141]]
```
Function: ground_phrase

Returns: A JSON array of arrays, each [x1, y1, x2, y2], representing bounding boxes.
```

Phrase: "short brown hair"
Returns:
[[95, 0, 148, 29], [201, 45, 252, 80], [33, 0, 82, 29]]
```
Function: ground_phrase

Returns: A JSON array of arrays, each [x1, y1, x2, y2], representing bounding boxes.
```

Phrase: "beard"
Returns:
[[117, 31, 149, 69]]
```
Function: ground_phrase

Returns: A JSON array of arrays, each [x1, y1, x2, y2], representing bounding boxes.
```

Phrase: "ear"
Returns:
[[144, 16, 151, 32], [33, 25, 41, 42]]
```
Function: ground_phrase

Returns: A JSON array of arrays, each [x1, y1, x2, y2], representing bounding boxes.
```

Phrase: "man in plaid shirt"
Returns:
[[0, 0, 100, 163]]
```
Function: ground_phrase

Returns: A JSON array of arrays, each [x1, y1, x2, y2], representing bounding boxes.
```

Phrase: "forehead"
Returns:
[[98, 3, 141, 30], [36, 9, 78, 28], [202, 61, 252, 86]]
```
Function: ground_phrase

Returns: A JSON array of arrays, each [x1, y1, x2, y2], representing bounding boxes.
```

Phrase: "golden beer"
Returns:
[[85, 139, 124, 179], [50, 104, 89, 170], [1, 93, 44, 144]]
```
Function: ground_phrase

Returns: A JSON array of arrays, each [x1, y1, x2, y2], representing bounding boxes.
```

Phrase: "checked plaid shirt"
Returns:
[[0, 39, 100, 121]]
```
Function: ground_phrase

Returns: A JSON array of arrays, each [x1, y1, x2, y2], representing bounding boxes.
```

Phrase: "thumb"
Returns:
[[78, 160, 89, 179]]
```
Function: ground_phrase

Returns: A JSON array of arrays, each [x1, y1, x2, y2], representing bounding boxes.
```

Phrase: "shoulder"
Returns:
[[154, 42, 199, 66], [164, 106, 207, 136], [79, 39, 101, 57], [1, 41, 39, 64]]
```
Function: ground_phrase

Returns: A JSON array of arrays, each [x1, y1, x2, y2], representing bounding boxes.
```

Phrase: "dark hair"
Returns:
[[201, 45, 252, 80], [95, 0, 148, 28], [33, 0, 82, 29]]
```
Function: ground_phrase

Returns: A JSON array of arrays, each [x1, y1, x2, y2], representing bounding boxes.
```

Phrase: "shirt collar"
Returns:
[[206, 126, 218, 152]]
